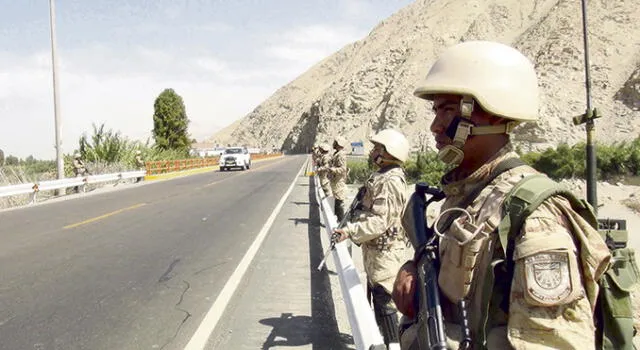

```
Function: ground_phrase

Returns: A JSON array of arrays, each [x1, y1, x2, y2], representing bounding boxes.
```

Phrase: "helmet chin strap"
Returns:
[[374, 154, 384, 166], [438, 97, 518, 165], [438, 96, 474, 165], [373, 152, 402, 167]]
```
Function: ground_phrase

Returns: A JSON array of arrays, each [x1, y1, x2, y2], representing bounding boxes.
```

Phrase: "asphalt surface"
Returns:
[[205, 163, 354, 350], [0, 155, 324, 350]]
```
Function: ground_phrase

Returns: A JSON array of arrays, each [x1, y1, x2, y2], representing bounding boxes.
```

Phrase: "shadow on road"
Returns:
[[258, 176, 354, 350], [259, 313, 311, 348], [306, 176, 354, 349]]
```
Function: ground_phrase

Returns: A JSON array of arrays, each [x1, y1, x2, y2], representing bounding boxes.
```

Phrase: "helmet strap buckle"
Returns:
[[460, 96, 474, 118]]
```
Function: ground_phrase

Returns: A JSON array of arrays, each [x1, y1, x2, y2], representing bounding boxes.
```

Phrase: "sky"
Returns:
[[0, 0, 414, 159]]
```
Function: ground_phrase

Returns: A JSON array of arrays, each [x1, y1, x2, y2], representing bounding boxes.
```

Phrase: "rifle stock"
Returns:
[[411, 183, 448, 350]]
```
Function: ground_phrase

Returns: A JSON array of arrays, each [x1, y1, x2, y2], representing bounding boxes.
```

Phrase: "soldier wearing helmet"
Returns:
[[315, 143, 333, 197], [328, 136, 349, 222], [72, 152, 87, 177], [134, 150, 145, 182], [72, 151, 88, 193], [333, 129, 410, 347], [393, 41, 610, 349]]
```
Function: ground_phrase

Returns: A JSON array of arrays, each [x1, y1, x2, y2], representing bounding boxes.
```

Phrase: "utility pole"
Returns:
[[573, 0, 600, 213], [49, 0, 64, 194]]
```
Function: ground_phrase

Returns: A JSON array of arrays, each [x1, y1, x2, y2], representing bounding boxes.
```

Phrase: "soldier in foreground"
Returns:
[[392, 41, 611, 349], [328, 136, 348, 222], [333, 129, 410, 346]]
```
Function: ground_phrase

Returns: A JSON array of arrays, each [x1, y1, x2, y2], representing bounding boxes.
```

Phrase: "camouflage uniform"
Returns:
[[315, 152, 333, 197], [400, 143, 611, 349], [135, 153, 145, 182], [329, 148, 348, 221], [72, 156, 87, 193], [73, 158, 87, 177], [343, 165, 408, 345], [135, 154, 145, 169]]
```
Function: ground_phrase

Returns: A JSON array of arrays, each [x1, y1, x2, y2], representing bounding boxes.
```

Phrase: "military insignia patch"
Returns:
[[524, 252, 572, 305]]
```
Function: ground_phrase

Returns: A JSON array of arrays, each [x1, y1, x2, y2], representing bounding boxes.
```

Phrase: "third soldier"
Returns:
[[328, 136, 348, 222], [333, 129, 410, 347]]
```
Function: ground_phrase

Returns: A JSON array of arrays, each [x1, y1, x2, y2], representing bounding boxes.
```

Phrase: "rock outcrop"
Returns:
[[211, 0, 640, 154]]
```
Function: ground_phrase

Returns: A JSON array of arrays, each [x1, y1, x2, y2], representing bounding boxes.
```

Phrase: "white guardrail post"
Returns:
[[0, 170, 146, 205], [312, 161, 387, 350]]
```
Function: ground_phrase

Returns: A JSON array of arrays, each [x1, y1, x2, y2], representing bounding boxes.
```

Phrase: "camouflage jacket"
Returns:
[[135, 155, 145, 168], [344, 166, 408, 292], [315, 153, 332, 182], [73, 159, 86, 176], [329, 149, 348, 200], [427, 143, 610, 349]]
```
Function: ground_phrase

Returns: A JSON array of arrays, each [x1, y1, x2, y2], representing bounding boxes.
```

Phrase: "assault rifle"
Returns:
[[317, 186, 366, 270], [410, 183, 472, 350]]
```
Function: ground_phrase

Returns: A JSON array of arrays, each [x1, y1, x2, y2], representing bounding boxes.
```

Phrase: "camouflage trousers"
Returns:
[[331, 179, 347, 200], [319, 176, 332, 197]]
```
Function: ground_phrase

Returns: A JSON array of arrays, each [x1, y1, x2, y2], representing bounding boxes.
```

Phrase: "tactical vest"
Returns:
[[438, 158, 639, 349]]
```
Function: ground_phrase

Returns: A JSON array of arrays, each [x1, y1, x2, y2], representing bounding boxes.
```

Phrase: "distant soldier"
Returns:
[[311, 145, 319, 165], [315, 143, 333, 198], [72, 152, 87, 193], [134, 150, 145, 182], [73, 152, 87, 177], [328, 136, 348, 222]]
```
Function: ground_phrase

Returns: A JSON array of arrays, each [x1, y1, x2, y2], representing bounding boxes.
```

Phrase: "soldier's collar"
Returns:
[[441, 143, 516, 197]]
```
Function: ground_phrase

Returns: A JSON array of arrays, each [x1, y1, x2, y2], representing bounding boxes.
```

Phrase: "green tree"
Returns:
[[5, 155, 19, 166], [152, 88, 191, 153], [0, 148, 4, 166]]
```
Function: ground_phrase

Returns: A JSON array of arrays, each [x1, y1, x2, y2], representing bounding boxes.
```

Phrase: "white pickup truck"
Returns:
[[219, 147, 251, 171]]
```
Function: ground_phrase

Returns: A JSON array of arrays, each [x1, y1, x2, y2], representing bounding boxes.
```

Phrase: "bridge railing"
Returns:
[[0, 170, 146, 204], [312, 162, 386, 350]]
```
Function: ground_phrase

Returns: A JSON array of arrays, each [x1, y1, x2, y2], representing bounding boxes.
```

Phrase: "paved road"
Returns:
[[205, 165, 354, 350], [0, 155, 313, 350]]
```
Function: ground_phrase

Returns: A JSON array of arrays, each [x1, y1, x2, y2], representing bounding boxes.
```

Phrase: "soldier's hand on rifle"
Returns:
[[392, 261, 418, 319], [332, 229, 349, 243]]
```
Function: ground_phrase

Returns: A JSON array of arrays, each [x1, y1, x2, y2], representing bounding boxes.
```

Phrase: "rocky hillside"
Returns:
[[210, 0, 640, 154]]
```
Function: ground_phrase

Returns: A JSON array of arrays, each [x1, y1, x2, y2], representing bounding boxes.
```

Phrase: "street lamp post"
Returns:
[[49, 0, 64, 193]]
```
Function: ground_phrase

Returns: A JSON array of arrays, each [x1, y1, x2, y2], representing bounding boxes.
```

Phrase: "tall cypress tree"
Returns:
[[152, 89, 191, 152]]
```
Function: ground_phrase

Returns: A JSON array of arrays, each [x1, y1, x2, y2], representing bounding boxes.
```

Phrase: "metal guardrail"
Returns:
[[1, 153, 284, 205], [0, 170, 146, 204], [145, 153, 284, 175], [146, 158, 219, 175], [312, 164, 386, 350]]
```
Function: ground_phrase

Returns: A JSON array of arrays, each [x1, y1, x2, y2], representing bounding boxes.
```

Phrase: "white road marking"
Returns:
[[184, 157, 307, 350]]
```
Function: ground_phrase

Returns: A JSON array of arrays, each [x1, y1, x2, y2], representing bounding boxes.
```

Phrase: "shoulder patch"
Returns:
[[524, 251, 572, 305]]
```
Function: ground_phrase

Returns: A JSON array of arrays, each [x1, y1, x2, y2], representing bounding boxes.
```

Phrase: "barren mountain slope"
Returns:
[[211, 0, 640, 153]]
